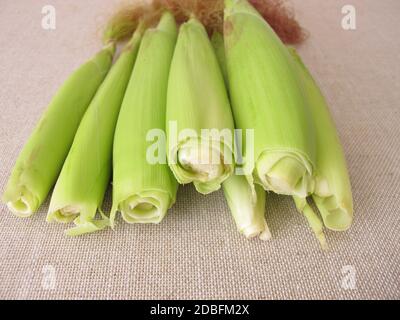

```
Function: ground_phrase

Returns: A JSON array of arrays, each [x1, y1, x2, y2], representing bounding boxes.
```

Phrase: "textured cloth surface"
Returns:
[[0, 0, 399, 300]]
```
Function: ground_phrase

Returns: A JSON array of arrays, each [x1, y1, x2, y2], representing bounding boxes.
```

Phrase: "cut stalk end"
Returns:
[[47, 206, 80, 224], [178, 143, 225, 181], [7, 199, 33, 218], [114, 192, 171, 225], [259, 223, 273, 241], [267, 157, 307, 194], [170, 138, 234, 195], [242, 220, 272, 241], [5, 187, 39, 218], [314, 195, 353, 231], [256, 152, 313, 198]]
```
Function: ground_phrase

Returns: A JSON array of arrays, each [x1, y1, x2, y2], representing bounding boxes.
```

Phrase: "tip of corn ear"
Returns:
[[7, 200, 34, 218]]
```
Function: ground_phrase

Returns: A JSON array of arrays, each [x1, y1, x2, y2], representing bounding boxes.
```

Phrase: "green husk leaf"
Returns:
[[211, 31, 228, 86], [293, 196, 327, 249], [2, 44, 115, 217], [111, 12, 179, 226]]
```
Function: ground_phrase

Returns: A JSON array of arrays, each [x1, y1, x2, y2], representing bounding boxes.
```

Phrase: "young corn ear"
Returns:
[[2, 44, 115, 217], [46, 30, 143, 236], [223, 174, 271, 240], [166, 17, 235, 195], [224, 0, 316, 198], [289, 48, 353, 231], [111, 12, 178, 226], [211, 28, 271, 240]]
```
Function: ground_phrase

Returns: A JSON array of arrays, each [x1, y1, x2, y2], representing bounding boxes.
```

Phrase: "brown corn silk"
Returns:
[[102, 1, 165, 43], [249, 0, 306, 44], [104, 0, 305, 45]]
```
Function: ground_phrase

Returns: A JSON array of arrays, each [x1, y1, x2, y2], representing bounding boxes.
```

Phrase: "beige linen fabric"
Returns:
[[0, 0, 399, 300]]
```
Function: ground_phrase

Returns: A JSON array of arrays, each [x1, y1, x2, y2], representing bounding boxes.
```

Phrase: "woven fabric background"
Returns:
[[0, 0, 399, 300]]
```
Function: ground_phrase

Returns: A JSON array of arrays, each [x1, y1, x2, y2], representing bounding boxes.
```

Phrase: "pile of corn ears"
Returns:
[[2, 0, 353, 249]]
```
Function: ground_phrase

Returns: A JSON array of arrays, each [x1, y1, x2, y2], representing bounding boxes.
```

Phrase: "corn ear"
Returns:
[[289, 48, 353, 231], [46, 30, 143, 236], [223, 174, 271, 240], [211, 28, 271, 240], [111, 12, 178, 226], [2, 44, 115, 217], [167, 18, 235, 195], [224, 0, 315, 198]]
